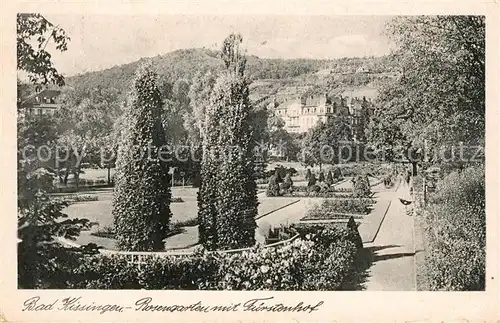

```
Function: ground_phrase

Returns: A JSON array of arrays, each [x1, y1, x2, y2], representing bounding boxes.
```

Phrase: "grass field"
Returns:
[[64, 190, 299, 231]]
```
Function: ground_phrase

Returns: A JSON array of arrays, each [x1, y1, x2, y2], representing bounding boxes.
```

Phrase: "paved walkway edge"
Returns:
[[363, 200, 392, 244], [256, 199, 301, 220]]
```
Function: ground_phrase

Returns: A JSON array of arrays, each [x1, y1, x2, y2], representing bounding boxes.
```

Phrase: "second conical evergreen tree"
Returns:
[[198, 34, 258, 250]]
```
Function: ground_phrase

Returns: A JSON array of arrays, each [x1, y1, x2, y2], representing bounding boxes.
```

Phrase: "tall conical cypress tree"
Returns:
[[326, 170, 334, 186], [197, 94, 221, 250], [305, 168, 312, 181], [198, 34, 258, 250], [113, 63, 172, 251]]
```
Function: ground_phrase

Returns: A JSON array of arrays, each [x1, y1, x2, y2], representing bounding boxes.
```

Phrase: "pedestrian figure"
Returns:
[[398, 172, 413, 206]]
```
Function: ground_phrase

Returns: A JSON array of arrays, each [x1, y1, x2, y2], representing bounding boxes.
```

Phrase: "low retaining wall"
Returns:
[[56, 233, 301, 267]]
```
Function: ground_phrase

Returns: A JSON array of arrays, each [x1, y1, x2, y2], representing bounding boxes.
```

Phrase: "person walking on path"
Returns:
[[398, 171, 413, 207]]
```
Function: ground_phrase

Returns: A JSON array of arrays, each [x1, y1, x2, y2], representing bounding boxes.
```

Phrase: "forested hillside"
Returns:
[[65, 48, 395, 101]]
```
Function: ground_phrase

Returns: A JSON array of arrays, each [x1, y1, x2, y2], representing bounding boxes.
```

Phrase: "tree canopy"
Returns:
[[17, 14, 70, 87], [368, 16, 485, 165]]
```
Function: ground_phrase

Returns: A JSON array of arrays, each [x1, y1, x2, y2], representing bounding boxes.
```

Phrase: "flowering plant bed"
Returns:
[[66, 226, 362, 290], [91, 222, 187, 240], [264, 224, 298, 245], [306, 199, 374, 219], [301, 212, 365, 221], [59, 194, 99, 204], [293, 186, 351, 193], [280, 191, 354, 198]]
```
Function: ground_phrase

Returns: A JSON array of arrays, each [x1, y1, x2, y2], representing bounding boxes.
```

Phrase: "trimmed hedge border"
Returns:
[[56, 222, 363, 290]]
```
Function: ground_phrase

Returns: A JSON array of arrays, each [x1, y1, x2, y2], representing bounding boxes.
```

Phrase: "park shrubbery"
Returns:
[[266, 175, 281, 197], [67, 227, 361, 290], [262, 166, 297, 181], [420, 166, 485, 291], [339, 163, 388, 178], [62, 194, 99, 204], [303, 199, 373, 220], [352, 175, 372, 198]]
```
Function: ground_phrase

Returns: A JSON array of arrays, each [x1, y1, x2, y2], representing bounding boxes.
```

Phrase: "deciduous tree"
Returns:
[[368, 16, 485, 172]]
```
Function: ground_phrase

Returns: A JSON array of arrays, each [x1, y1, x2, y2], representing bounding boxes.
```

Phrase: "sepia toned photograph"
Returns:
[[16, 13, 486, 295]]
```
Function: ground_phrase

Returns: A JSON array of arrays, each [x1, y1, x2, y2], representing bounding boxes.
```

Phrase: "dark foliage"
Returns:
[[112, 63, 172, 251]]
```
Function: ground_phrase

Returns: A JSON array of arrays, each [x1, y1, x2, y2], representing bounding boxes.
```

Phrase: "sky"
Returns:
[[43, 15, 394, 77]]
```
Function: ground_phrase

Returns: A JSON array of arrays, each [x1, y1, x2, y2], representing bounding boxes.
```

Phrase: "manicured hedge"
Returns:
[[304, 199, 373, 220], [67, 227, 361, 290]]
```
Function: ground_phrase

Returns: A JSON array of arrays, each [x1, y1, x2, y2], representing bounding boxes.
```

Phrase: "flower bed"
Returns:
[[91, 222, 188, 239], [292, 185, 350, 193], [264, 224, 297, 245], [301, 213, 364, 221], [66, 227, 362, 290], [60, 194, 99, 204], [173, 217, 198, 227], [301, 199, 373, 222], [279, 191, 353, 198]]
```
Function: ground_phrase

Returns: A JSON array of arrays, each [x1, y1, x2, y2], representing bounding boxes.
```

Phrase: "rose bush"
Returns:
[[65, 226, 361, 290]]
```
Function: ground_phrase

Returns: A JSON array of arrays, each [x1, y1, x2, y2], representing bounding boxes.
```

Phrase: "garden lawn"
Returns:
[[64, 191, 301, 250]]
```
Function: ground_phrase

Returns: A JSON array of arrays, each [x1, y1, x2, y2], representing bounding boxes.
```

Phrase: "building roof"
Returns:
[[301, 94, 327, 107], [276, 99, 301, 110], [21, 89, 61, 106]]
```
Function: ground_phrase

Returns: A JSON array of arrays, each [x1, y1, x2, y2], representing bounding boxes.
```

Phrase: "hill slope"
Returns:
[[65, 48, 331, 97], [65, 48, 395, 103]]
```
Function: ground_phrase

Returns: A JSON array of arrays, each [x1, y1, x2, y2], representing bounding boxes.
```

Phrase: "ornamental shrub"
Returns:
[[307, 184, 321, 194], [318, 171, 325, 182], [274, 168, 283, 183], [326, 170, 334, 186], [112, 63, 172, 251], [266, 175, 281, 197], [138, 253, 220, 290], [305, 168, 312, 181], [68, 255, 141, 289], [332, 167, 342, 179], [307, 173, 317, 187], [281, 173, 293, 192], [352, 174, 371, 198]]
